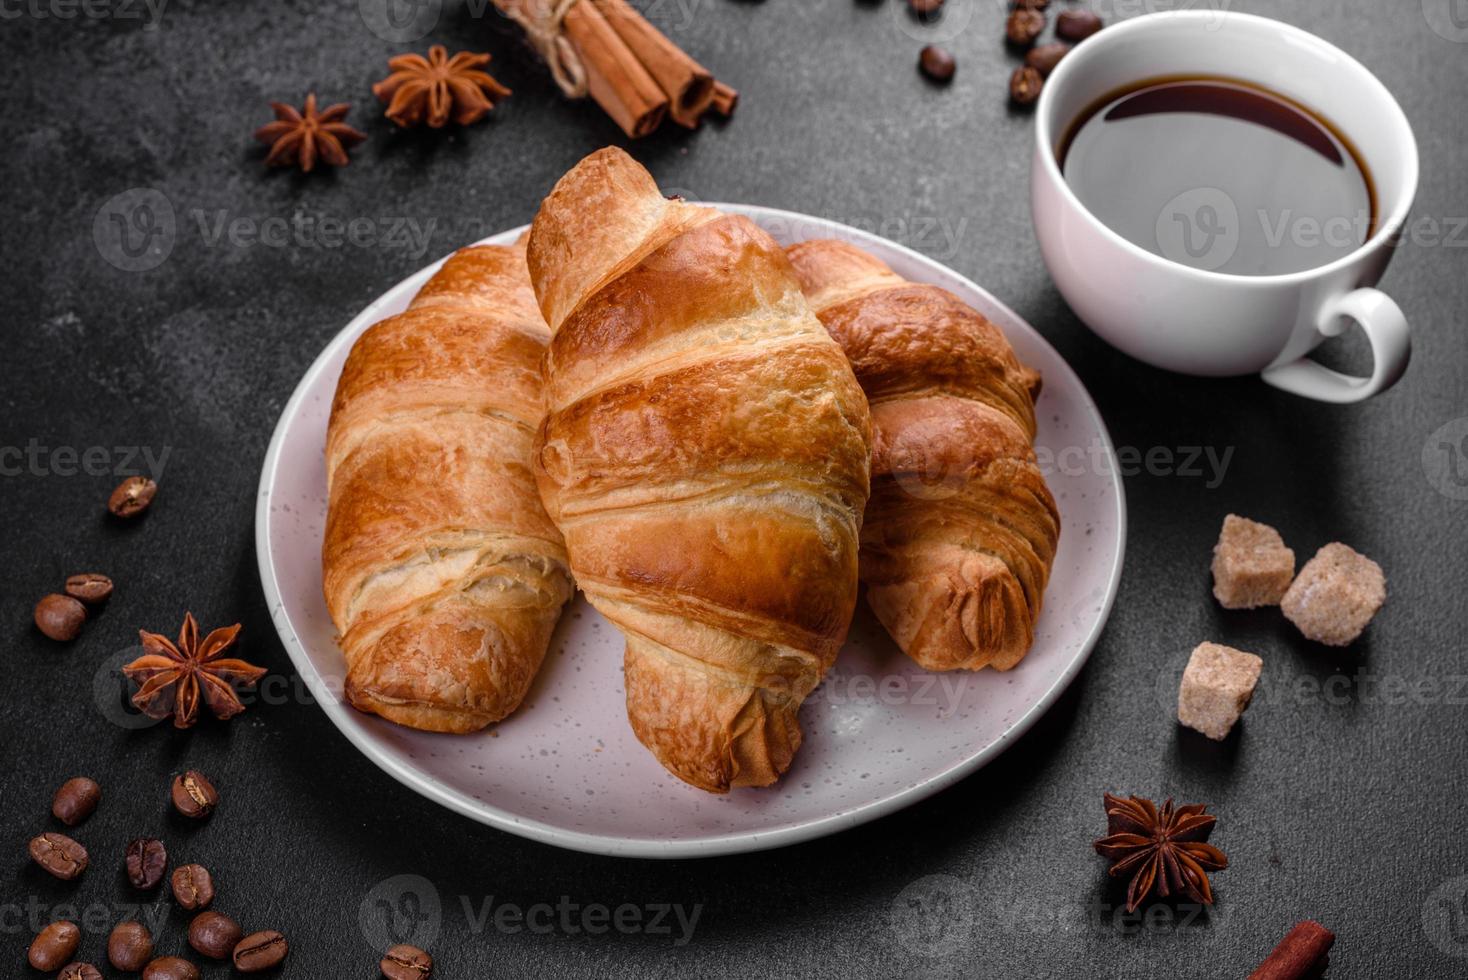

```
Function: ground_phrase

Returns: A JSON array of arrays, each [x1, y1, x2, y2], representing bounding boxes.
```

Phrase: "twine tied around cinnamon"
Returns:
[[495, 0, 588, 99]]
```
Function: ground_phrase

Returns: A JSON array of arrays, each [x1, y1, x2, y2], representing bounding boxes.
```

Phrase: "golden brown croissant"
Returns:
[[786, 239, 1059, 672], [526, 148, 872, 792], [323, 241, 573, 734]]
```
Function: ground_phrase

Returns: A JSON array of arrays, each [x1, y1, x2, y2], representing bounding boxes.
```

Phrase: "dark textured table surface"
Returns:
[[4, 0, 1467, 976]]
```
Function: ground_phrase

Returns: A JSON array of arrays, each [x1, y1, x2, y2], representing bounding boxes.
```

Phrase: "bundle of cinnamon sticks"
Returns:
[[495, 0, 737, 138]]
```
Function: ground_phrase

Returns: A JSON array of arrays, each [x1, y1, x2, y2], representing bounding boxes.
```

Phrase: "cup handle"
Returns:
[[1260, 288, 1411, 403]]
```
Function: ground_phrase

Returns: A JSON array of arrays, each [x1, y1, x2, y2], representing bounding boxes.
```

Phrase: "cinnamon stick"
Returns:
[[595, 0, 714, 127], [561, 0, 668, 138], [1248, 920, 1335, 980], [710, 80, 738, 117]]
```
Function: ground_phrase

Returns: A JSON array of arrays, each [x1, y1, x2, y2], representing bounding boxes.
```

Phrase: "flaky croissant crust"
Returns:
[[788, 239, 1059, 672], [527, 148, 872, 791], [323, 242, 572, 733]]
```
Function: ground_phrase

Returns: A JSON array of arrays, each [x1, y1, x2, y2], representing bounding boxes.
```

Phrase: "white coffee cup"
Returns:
[[1031, 11, 1417, 403]]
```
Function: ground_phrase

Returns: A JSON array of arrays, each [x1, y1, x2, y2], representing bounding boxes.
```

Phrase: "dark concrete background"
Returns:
[[3, 0, 1467, 976]]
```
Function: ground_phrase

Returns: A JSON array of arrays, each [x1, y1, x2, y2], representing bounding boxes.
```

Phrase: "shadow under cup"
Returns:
[[1030, 11, 1418, 395]]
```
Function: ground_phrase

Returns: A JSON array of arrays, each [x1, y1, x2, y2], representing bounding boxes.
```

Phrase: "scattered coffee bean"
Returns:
[[59, 962, 104, 980], [1056, 8, 1103, 41], [29, 831, 89, 880], [108, 920, 155, 972], [65, 572, 114, 605], [1025, 41, 1071, 77], [382, 943, 433, 979], [1005, 7, 1045, 46], [233, 930, 289, 973], [28, 921, 81, 971], [189, 910, 243, 959], [1010, 65, 1044, 106], [125, 837, 168, 890], [34, 593, 86, 642], [109, 475, 158, 517], [171, 863, 215, 910], [170, 770, 219, 819], [918, 45, 956, 83], [142, 956, 201, 980], [907, 0, 942, 15], [52, 776, 102, 826]]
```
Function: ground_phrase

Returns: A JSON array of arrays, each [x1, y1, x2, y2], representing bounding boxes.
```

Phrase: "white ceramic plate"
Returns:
[[255, 206, 1125, 858]]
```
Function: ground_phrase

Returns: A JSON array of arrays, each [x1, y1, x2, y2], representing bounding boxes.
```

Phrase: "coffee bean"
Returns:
[[171, 863, 215, 910], [381, 943, 433, 979], [28, 920, 81, 970], [188, 910, 243, 959], [52, 776, 102, 826], [1010, 65, 1044, 106], [1005, 7, 1045, 46], [142, 956, 201, 980], [35, 593, 86, 641], [1025, 41, 1071, 77], [108, 920, 155, 972], [65, 572, 114, 605], [907, 0, 942, 15], [1012, 0, 1048, 7], [233, 930, 289, 973], [170, 770, 218, 819], [109, 476, 158, 518], [918, 45, 956, 83], [125, 837, 168, 890], [1056, 8, 1103, 41], [29, 831, 88, 880], [59, 962, 104, 980]]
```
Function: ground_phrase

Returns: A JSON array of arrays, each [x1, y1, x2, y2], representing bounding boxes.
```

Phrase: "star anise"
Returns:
[[372, 45, 511, 129], [122, 613, 266, 729], [1092, 793, 1228, 912], [254, 94, 367, 172]]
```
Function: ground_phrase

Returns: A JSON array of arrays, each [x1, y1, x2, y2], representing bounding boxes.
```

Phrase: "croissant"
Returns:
[[526, 148, 873, 792], [323, 241, 573, 734], [786, 239, 1059, 672]]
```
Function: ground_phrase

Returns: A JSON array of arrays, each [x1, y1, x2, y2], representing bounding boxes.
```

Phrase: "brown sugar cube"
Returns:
[[1281, 543, 1386, 646], [1178, 642, 1263, 740], [1211, 514, 1295, 608]]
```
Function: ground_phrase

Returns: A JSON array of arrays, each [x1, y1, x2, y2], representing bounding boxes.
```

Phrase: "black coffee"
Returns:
[[1059, 76, 1375, 276]]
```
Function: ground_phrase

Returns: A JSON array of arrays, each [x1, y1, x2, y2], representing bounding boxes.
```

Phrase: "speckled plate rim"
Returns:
[[255, 204, 1126, 859]]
